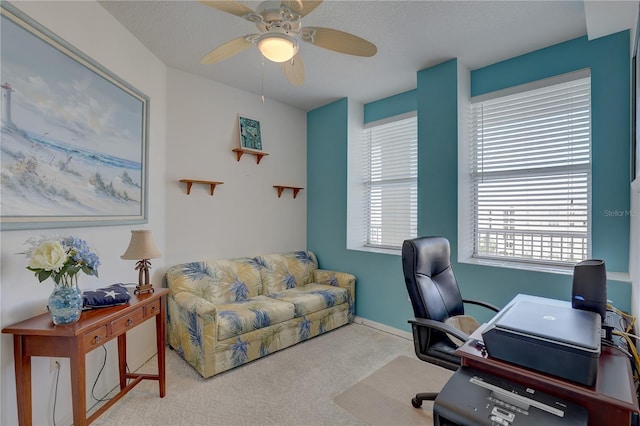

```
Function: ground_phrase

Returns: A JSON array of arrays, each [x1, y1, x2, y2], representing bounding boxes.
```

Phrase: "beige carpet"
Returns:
[[90, 324, 433, 426], [334, 355, 453, 426]]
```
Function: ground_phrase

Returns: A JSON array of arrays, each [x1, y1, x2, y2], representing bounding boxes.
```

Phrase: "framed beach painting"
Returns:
[[238, 115, 262, 151], [0, 3, 149, 230]]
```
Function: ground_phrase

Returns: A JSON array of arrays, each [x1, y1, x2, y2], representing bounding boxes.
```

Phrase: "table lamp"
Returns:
[[121, 230, 161, 294]]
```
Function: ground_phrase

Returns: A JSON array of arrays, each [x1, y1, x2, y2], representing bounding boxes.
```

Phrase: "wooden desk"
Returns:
[[456, 296, 639, 426], [2, 288, 168, 426]]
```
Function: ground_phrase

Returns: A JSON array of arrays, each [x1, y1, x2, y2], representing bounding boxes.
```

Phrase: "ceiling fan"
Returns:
[[198, 0, 377, 86]]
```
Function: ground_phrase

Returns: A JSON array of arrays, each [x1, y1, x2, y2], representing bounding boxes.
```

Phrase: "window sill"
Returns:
[[347, 246, 401, 256], [459, 257, 631, 282], [460, 256, 574, 275]]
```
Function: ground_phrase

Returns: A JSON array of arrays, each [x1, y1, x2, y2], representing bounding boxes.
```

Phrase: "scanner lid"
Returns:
[[492, 300, 601, 352]]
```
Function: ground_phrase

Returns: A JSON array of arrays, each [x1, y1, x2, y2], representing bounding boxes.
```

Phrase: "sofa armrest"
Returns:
[[167, 286, 220, 378], [171, 290, 219, 320], [313, 270, 356, 322], [314, 269, 355, 295]]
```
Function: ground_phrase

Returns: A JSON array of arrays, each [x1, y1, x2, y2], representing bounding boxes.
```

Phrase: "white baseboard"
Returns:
[[353, 316, 413, 341]]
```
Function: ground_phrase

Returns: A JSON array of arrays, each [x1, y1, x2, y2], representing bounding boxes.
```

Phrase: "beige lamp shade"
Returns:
[[121, 230, 161, 260]]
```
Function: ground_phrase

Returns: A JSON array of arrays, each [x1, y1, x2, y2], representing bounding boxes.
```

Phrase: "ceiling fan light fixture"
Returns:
[[257, 33, 297, 63]]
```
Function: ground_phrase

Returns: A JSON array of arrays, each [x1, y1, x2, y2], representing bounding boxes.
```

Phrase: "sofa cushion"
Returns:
[[216, 295, 295, 340], [166, 258, 262, 304], [268, 283, 349, 317], [255, 251, 318, 294]]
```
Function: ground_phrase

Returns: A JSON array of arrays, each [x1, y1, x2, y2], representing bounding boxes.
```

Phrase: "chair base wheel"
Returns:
[[412, 392, 438, 408]]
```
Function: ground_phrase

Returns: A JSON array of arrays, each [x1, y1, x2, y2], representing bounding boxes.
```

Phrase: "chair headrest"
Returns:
[[403, 236, 451, 277]]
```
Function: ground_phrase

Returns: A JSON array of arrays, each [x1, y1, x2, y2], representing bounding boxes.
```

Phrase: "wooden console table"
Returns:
[[456, 294, 639, 426], [2, 288, 168, 426]]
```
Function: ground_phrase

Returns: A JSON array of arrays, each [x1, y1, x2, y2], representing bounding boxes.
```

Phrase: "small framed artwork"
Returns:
[[238, 115, 262, 151]]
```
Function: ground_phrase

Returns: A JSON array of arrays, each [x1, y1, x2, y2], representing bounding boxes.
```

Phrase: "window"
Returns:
[[469, 71, 591, 268], [362, 114, 418, 250]]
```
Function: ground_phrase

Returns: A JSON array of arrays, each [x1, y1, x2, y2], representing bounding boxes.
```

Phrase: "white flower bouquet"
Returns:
[[25, 236, 100, 286]]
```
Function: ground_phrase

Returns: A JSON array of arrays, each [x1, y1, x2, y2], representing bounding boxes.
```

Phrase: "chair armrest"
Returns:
[[463, 298, 500, 313], [408, 317, 470, 343]]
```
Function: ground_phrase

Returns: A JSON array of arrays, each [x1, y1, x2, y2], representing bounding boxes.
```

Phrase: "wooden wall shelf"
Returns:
[[179, 179, 223, 196], [232, 148, 269, 164], [274, 185, 304, 199]]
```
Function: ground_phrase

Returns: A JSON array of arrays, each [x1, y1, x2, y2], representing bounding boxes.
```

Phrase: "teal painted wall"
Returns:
[[307, 98, 412, 329], [307, 98, 348, 255], [364, 89, 417, 123], [472, 32, 631, 274], [307, 32, 631, 332], [459, 32, 631, 319], [417, 60, 459, 239]]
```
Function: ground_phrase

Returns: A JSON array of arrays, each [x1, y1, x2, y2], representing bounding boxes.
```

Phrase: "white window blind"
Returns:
[[364, 115, 418, 250], [470, 74, 591, 266]]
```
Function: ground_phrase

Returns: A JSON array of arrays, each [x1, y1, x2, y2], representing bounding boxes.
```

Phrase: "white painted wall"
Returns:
[[1, 1, 167, 425], [346, 99, 365, 251], [164, 68, 307, 266], [1, 3, 308, 424]]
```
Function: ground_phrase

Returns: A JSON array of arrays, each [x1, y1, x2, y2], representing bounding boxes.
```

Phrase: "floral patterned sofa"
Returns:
[[165, 251, 355, 378]]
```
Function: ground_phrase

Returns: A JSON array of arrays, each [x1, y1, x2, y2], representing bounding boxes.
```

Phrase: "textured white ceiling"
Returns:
[[100, 1, 634, 111]]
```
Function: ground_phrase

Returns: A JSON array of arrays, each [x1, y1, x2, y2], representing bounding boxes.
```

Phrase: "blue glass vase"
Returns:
[[48, 279, 83, 325]]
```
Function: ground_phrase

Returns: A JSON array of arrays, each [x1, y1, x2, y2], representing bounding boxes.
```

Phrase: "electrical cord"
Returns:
[[52, 361, 60, 426], [614, 330, 640, 375], [51, 347, 110, 426], [90, 345, 131, 403], [605, 340, 640, 380], [602, 339, 632, 357], [604, 305, 640, 401], [91, 346, 111, 403], [616, 330, 640, 343], [51, 346, 133, 422], [607, 303, 636, 333]]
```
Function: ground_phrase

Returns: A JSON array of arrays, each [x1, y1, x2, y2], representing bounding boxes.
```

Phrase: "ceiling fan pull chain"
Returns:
[[261, 56, 265, 103], [293, 38, 299, 65]]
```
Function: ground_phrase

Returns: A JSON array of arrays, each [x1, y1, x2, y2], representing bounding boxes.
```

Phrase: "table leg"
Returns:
[[69, 339, 87, 426], [157, 297, 166, 397], [13, 335, 31, 426], [118, 333, 127, 390]]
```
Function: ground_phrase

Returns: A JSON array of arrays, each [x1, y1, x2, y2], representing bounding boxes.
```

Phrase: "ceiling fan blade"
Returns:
[[302, 27, 377, 57], [281, 1, 323, 17], [198, 1, 254, 17], [201, 36, 254, 64], [280, 54, 305, 86]]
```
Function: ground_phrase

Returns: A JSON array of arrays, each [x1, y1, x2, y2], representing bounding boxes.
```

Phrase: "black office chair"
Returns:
[[402, 236, 500, 408]]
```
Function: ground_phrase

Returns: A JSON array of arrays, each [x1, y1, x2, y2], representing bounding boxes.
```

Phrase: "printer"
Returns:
[[481, 298, 601, 386], [433, 366, 588, 425]]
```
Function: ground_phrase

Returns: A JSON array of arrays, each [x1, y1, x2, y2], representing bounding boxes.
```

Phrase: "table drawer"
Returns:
[[111, 307, 144, 334], [83, 326, 108, 349], [145, 300, 161, 317]]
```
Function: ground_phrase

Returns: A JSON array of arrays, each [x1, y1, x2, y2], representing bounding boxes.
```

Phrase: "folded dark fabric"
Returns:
[[83, 284, 131, 309]]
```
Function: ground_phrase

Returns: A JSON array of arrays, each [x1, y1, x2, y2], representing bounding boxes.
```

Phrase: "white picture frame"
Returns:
[[0, 3, 150, 230]]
